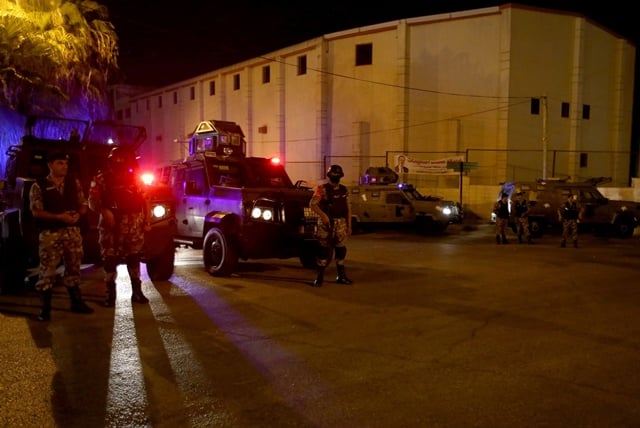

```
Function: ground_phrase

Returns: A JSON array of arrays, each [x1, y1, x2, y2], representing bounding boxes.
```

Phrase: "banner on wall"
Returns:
[[393, 154, 464, 175]]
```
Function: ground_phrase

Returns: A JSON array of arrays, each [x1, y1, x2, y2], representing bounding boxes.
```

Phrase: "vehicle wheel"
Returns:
[[146, 242, 176, 281], [299, 240, 318, 269], [415, 216, 435, 235], [529, 218, 545, 238], [614, 217, 635, 238], [203, 227, 238, 277]]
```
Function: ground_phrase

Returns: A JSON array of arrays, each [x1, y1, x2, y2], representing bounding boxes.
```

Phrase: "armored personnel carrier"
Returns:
[[0, 116, 177, 294], [350, 166, 462, 234], [157, 120, 318, 277]]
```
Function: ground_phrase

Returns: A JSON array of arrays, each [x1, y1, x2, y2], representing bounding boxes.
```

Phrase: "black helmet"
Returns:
[[326, 164, 344, 181]]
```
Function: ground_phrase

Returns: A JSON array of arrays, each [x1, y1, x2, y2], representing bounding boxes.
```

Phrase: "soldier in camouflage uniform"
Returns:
[[493, 193, 511, 244], [29, 150, 94, 321], [89, 147, 150, 306], [558, 193, 584, 248], [513, 191, 532, 244], [309, 164, 353, 286]]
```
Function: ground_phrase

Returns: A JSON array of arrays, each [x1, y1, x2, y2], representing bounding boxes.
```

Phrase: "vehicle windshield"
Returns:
[[206, 157, 294, 188]]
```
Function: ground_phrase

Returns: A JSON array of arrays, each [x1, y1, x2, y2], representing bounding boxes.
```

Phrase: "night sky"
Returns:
[[102, 1, 638, 87]]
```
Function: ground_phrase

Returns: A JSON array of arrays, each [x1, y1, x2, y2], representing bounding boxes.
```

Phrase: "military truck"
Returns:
[[492, 177, 639, 238], [157, 119, 318, 277], [0, 116, 177, 294], [349, 166, 462, 234]]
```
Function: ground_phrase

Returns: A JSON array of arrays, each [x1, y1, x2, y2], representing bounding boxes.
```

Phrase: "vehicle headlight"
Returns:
[[151, 204, 167, 218], [442, 206, 452, 216], [251, 206, 274, 221]]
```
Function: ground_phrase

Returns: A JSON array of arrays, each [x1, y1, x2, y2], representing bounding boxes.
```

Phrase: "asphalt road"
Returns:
[[1, 223, 639, 427]]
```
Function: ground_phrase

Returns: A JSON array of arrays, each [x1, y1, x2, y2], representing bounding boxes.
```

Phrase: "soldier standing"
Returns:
[[29, 150, 94, 321], [558, 193, 583, 248], [309, 164, 353, 287], [493, 193, 511, 244], [89, 147, 150, 306], [513, 191, 532, 244]]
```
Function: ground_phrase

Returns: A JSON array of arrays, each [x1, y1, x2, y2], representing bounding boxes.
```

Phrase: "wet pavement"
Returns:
[[1, 223, 639, 427]]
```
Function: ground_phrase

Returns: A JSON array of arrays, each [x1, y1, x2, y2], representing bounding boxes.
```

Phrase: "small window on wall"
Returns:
[[297, 55, 307, 75], [233, 74, 240, 90], [561, 102, 570, 118], [579, 153, 588, 168], [355, 43, 373, 66], [209, 81, 216, 96], [173, 91, 178, 104], [262, 65, 270, 83], [190, 86, 195, 100], [530, 98, 540, 115], [158, 96, 162, 108], [582, 104, 590, 119]]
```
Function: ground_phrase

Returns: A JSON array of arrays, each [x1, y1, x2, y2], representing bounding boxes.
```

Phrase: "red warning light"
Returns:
[[270, 157, 281, 165]]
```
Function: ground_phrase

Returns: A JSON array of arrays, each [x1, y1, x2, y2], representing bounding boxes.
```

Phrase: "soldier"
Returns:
[[309, 164, 353, 286], [29, 150, 94, 321], [513, 191, 532, 244], [493, 192, 511, 244], [89, 147, 150, 306], [558, 193, 584, 248]]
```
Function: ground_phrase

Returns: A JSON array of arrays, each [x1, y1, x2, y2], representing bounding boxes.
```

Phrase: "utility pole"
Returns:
[[541, 95, 548, 180]]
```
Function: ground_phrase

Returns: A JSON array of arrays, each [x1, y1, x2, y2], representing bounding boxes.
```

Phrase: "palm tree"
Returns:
[[0, 0, 119, 119]]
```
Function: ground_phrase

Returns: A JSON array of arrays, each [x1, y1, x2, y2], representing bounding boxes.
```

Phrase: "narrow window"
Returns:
[[262, 65, 270, 83], [173, 91, 178, 104], [209, 81, 216, 96], [190, 86, 195, 100], [233, 74, 240, 90], [158, 95, 162, 108], [125, 108, 131, 119], [146, 99, 150, 111], [297, 55, 307, 75], [355, 43, 373, 66], [561, 102, 570, 118], [530, 98, 540, 115], [582, 104, 590, 119], [579, 153, 588, 168]]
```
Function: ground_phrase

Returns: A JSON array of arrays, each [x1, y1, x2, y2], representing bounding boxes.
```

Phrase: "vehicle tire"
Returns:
[[203, 227, 238, 277], [614, 217, 635, 238], [529, 218, 545, 238], [146, 241, 176, 281], [299, 240, 318, 269]]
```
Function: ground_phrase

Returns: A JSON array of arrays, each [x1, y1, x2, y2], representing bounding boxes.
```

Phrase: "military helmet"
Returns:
[[326, 164, 344, 180]]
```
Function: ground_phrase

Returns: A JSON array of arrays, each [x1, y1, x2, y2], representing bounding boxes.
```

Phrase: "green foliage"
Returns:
[[0, 0, 119, 119]]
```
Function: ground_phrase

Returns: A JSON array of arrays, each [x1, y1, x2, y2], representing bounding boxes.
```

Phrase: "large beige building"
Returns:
[[114, 4, 636, 215]]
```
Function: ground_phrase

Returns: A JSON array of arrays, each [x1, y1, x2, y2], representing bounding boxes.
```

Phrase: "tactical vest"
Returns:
[[35, 176, 80, 230], [495, 200, 510, 219], [514, 200, 528, 217], [319, 183, 349, 219], [561, 201, 579, 220]]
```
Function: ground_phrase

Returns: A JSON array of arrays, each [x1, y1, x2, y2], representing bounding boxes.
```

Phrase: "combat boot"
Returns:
[[336, 265, 352, 285], [104, 281, 116, 307], [496, 235, 501, 244], [313, 268, 324, 287], [501, 234, 508, 244], [36, 289, 52, 322], [68, 286, 94, 314], [131, 278, 149, 304]]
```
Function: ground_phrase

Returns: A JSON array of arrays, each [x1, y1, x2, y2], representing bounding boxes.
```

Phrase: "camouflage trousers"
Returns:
[[495, 218, 509, 236], [36, 227, 83, 291], [516, 217, 530, 240], [562, 219, 579, 242], [99, 212, 145, 282], [315, 217, 349, 267]]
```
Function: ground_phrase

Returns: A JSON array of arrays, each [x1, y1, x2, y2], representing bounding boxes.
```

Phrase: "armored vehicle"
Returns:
[[350, 166, 462, 234], [0, 116, 177, 294], [158, 120, 318, 277], [492, 177, 639, 238]]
